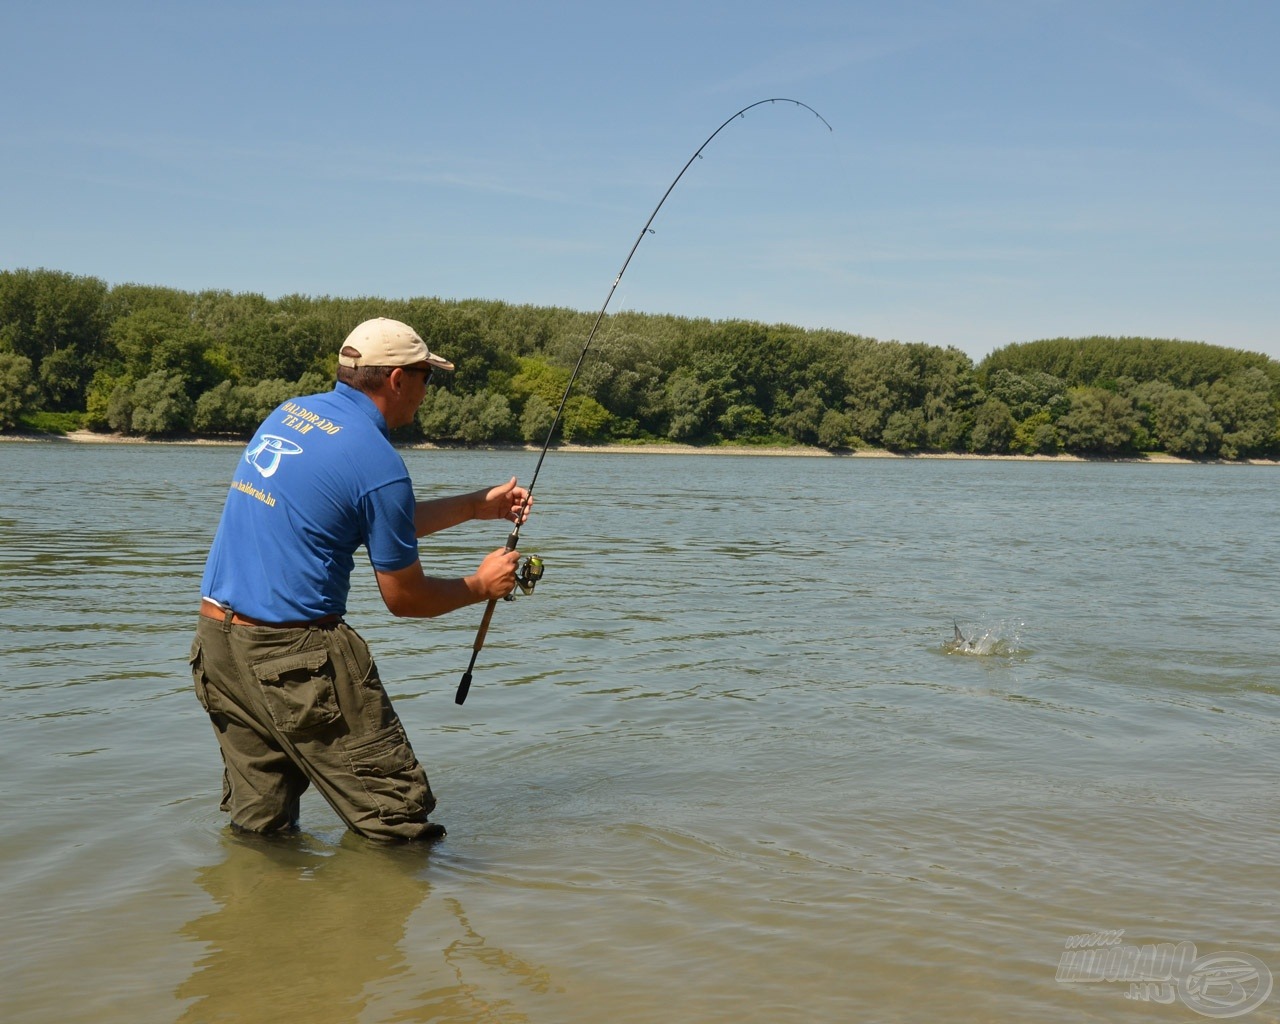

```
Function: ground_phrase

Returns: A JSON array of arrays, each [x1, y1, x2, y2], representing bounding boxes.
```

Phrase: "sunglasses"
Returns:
[[401, 365, 434, 385]]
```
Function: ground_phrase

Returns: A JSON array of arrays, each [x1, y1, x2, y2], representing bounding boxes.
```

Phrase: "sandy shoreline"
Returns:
[[4, 429, 1276, 465]]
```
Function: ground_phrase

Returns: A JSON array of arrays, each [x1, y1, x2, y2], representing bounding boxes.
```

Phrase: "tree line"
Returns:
[[2, 267, 1278, 460]]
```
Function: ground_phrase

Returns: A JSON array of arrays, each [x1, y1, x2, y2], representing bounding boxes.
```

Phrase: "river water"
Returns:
[[1, 440, 1276, 1023]]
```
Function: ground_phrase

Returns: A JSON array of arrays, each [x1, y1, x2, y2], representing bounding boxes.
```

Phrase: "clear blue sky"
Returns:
[[2, 0, 1277, 364]]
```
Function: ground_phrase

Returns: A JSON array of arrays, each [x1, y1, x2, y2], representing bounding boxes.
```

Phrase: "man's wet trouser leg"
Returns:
[[189, 614, 442, 842]]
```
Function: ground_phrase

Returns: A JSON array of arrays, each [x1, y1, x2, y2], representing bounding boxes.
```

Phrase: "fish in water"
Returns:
[[943, 621, 978, 653]]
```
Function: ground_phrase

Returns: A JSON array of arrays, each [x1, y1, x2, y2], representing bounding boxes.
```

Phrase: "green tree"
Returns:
[[225, 308, 336, 385], [773, 387, 827, 445], [0, 269, 110, 400], [678, 348, 743, 437], [1056, 387, 1140, 454], [37, 347, 85, 411], [1126, 378, 1175, 450], [919, 347, 978, 450], [189, 289, 277, 383], [664, 371, 712, 441], [456, 391, 517, 443], [1202, 368, 1277, 459], [519, 394, 556, 444], [417, 388, 464, 440], [1012, 411, 1060, 454], [194, 380, 257, 435], [84, 370, 125, 431], [969, 398, 1016, 454], [981, 337, 1280, 409], [246, 379, 300, 423], [840, 341, 975, 449], [9, 266, 1280, 459], [420, 305, 519, 394], [816, 408, 858, 450], [0, 352, 38, 429], [509, 357, 571, 408], [718, 403, 769, 440], [881, 408, 926, 451], [923, 397, 971, 450], [108, 307, 215, 396], [842, 342, 914, 444], [573, 330, 666, 429], [562, 395, 611, 443], [985, 368, 1068, 420], [129, 371, 193, 436], [704, 320, 787, 422], [105, 378, 137, 433], [1151, 389, 1220, 456]]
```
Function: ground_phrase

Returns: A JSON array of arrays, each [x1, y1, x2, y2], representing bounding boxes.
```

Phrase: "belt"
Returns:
[[200, 598, 343, 629]]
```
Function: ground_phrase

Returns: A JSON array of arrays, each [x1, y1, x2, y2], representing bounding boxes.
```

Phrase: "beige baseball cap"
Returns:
[[337, 317, 455, 372]]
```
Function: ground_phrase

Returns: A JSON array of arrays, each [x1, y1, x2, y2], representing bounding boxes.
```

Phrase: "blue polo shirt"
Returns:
[[201, 383, 419, 621]]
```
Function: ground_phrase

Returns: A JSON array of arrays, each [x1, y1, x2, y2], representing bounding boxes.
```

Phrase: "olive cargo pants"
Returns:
[[189, 614, 440, 841]]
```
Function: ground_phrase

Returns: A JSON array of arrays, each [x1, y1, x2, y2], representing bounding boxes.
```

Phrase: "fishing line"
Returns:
[[456, 97, 833, 705]]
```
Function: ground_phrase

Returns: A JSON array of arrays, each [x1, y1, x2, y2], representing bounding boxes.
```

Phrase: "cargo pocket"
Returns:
[[249, 646, 341, 735], [343, 724, 434, 826], [189, 635, 213, 712]]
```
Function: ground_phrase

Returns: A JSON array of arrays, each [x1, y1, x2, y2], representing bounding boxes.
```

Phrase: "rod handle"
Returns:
[[455, 669, 474, 705], [455, 526, 522, 706], [455, 598, 498, 705]]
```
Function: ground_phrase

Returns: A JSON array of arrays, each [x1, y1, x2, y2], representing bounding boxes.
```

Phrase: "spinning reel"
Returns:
[[505, 554, 544, 600]]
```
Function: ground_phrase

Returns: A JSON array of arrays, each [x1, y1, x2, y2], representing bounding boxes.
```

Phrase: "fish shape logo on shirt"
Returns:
[[245, 434, 304, 478]]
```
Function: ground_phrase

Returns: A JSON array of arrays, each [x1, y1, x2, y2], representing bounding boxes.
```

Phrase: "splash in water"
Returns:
[[943, 619, 1024, 657]]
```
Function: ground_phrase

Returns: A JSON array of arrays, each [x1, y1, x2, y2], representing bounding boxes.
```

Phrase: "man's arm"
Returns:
[[374, 547, 521, 618], [414, 477, 531, 537]]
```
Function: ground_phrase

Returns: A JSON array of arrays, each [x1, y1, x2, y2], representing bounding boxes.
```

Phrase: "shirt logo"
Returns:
[[245, 434, 304, 478]]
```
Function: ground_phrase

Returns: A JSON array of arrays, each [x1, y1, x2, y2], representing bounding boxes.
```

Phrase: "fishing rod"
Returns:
[[455, 97, 832, 705]]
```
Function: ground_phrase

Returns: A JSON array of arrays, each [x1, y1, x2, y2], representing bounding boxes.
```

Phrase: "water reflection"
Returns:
[[176, 832, 554, 1023], [176, 832, 425, 1022]]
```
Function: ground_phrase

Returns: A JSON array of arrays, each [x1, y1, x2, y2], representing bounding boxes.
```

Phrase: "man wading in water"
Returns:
[[190, 317, 530, 842]]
